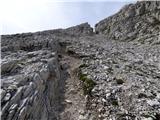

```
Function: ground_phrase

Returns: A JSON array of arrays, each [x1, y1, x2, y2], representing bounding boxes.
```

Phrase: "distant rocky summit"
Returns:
[[1, 1, 160, 120]]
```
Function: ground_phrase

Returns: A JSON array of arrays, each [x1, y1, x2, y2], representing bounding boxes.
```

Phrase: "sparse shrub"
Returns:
[[79, 72, 88, 82], [83, 78, 96, 95], [78, 71, 96, 95]]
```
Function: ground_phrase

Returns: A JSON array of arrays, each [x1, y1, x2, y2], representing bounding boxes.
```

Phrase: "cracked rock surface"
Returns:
[[1, 1, 160, 120]]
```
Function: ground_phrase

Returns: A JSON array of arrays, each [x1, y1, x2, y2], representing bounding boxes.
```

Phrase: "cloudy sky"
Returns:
[[0, 0, 135, 35]]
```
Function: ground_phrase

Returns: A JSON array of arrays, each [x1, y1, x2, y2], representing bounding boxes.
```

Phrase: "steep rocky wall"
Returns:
[[95, 1, 160, 42]]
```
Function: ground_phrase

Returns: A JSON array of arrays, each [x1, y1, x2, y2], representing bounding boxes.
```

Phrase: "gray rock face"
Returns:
[[1, 1, 160, 120], [1, 50, 62, 120], [95, 1, 160, 42]]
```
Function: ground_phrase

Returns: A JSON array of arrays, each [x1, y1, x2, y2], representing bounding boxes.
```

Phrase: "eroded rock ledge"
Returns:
[[1, 50, 61, 120], [1, 1, 160, 120], [1, 22, 93, 120]]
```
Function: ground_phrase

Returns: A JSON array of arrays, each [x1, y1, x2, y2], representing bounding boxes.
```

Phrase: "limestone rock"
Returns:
[[1, 1, 160, 120]]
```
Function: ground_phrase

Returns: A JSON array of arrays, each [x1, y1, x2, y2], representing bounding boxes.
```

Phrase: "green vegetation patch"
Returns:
[[78, 71, 96, 95]]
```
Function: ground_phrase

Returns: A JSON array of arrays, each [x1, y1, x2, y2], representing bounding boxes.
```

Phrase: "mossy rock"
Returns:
[[83, 78, 96, 95], [79, 73, 88, 82], [114, 75, 125, 85], [78, 71, 96, 95]]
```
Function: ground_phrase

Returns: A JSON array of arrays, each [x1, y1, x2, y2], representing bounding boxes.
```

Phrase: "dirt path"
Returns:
[[59, 55, 86, 120]]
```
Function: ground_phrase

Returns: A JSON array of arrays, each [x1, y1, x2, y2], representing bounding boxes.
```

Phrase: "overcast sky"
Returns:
[[0, 0, 135, 35]]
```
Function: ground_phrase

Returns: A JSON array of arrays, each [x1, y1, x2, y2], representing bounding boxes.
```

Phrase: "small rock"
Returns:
[[65, 99, 72, 104], [79, 114, 87, 120], [79, 109, 85, 115], [1, 59, 18, 74], [33, 73, 44, 91], [39, 68, 50, 81], [18, 106, 27, 120], [1, 89, 6, 100], [106, 93, 111, 98], [7, 109, 17, 120], [142, 117, 153, 120], [3, 92, 11, 101], [23, 82, 35, 98], [114, 76, 125, 85], [147, 99, 160, 107], [156, 93, 160, 99], [10, 87, 23, 104], [61, 63, 70, 70], [9, 104, 18, 110], [102, 98, 107, 103], [8, 85, 17, 90], [92, 103, 97, 107]]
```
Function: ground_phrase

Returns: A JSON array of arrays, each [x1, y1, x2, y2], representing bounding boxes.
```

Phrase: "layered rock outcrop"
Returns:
[[1, 23, 93, 120], [1, 1, 160, 120], [95, 1, 160, 43], [1, 50, 61, 120]]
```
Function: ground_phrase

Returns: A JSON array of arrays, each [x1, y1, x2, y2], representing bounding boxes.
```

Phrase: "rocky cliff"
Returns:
[[1, 1, 160, 120], [95, 1, 160, 43]]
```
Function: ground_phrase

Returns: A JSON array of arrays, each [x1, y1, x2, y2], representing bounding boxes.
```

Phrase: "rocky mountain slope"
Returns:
[[1, 1, 160, 120]]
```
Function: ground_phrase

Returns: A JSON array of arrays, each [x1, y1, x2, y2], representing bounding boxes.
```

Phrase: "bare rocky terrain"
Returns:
[[1, 1, 160, 120]]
